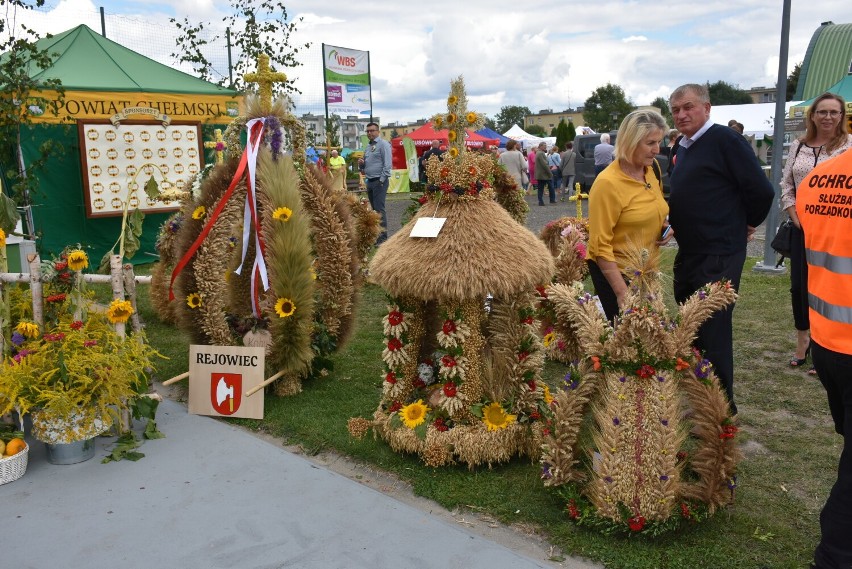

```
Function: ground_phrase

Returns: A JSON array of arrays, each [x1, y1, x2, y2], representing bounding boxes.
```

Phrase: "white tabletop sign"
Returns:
[[410, 217, 446, 238]]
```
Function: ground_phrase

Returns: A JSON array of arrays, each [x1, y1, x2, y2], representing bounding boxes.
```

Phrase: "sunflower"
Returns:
[[192, 206, 206, 220], [400, 399, 430, 429], [447, 130, 457, 142], [466, 112, 477, 124], [543, 384, 554, 405], [543, 331, 556, 347], [186, 292, 202, 309], [106, 299, 134, 324], [434, 116, 444, 128], [275, 297, 296, 318], [272, 206, 292, 222], [449, 147, 459, 158], [482, 402, 517, 431], [447, 95, 458, 105], [0, 228, 5, 248], [67, 250, 89, 272], [446, 113, 457, 125], [15, 321, 40, 339]]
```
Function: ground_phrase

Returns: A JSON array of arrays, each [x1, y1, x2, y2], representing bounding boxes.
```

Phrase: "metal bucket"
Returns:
[[45, 438, 95, 465]]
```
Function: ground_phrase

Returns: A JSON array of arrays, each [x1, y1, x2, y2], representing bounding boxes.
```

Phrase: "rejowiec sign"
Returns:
[[188, 345, 265, 419]]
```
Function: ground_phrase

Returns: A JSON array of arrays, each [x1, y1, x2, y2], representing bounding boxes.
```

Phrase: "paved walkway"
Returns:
[[1, 397, 601, 568]]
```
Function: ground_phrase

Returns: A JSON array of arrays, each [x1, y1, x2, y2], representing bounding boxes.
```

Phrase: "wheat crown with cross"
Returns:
[[422, 76, 496, 200]]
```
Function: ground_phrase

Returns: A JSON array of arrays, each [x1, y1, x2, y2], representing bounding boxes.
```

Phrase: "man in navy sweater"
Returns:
[[668, 83, 774, 415]]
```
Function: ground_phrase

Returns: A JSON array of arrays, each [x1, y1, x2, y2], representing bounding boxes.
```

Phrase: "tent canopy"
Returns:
[[502, 124, 547, 149], [392, 123, 499, 150], [790, 72, 852, 118], [475, 127, 511, 148], [708, 101, 803, 139], [6, 24, 237, 95]]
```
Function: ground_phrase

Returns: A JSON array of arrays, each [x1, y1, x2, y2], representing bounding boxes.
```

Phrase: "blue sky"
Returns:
[[11, 0, 852, 124]]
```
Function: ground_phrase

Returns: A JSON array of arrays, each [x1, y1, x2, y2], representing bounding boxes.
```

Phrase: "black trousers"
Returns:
[[789, 225, 810, 331], [587, 259, 620, 322], [673, 249, 746, 415], [812, 340, 852, 568]]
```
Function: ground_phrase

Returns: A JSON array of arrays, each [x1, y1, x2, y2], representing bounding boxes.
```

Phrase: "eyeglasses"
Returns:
[[815, 110, 843, 118], [366, 128, 378, 132]]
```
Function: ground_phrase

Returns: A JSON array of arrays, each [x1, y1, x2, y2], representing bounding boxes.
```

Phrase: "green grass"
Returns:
[[134, 251, 833, 569]]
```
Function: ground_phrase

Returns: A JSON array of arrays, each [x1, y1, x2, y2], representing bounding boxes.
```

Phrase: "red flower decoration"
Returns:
[[535, 285, 548, 298], [418, 195, 429, 204], [54, 261, 68, 271], [675, 357, 690, 371], [591, 356, 601, 371], [636, 364, 656, 378], [70, 320, 84, 330], [433, 417, 449, 432], [517, 351, 529, 363], [442, 319, 457, 335], [527, 380, 537, 391], [521, 316, 534, 325], [441, 354, 457, 368], [466, 184, 478, 195], [542, 427, 551, 436], [45, 293, 67, 303], [567, 500, 580, 520], [680, 502, 691, 519], [530, 411, 541, 420], [720, 424, 739, 439], [440, 183, 454, 194], [59, 272, 71, 280], [413, 378, 426, 388], [389, 401, 402, 413], [385, 371, 397, 384], [387, 337, 403, 351], [443, 382, 457, 397], [468, 166, 477, 176], [628, 515, 646, 532], [387, 310, 404, 326], [440, 167, 450, 178], [44, 332, 66, 342]]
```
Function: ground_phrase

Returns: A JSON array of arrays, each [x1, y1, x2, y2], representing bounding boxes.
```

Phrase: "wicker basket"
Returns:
[[0, 442, 29, 486]]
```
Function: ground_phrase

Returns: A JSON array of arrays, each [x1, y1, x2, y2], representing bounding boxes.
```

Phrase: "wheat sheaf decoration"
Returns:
[[540, 246, 743, 536], [154, 55, 378, 396]]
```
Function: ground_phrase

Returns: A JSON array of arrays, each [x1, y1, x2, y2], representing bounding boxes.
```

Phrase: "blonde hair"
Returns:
[[803, 92, 849, 154], [614, 110, 668, 163]]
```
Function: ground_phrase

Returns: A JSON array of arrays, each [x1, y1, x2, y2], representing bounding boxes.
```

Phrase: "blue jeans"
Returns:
[[366, 177, 389, 243], [551, 169, 562, 191], [537, 179, 555, 205]]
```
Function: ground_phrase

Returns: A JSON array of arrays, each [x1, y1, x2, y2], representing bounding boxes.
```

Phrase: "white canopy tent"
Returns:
[[709, 101, 803, 140], [503, 124, 547, 149]]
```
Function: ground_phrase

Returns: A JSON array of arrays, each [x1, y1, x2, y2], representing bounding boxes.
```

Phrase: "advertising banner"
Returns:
[[323, 44, 371, 117], [401, 136, 419, 182]]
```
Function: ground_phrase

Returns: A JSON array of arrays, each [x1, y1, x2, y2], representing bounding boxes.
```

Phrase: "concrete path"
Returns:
[[0, 397, 601, 569]]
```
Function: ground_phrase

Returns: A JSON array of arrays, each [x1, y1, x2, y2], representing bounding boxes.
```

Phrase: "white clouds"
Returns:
[[8, 0, 850, 124]]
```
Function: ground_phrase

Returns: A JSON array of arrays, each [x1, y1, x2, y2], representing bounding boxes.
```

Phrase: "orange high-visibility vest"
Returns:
[[797, 147, 852, 355]]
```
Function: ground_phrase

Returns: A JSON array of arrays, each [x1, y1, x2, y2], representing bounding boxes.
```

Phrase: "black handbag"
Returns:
[[771, 218, 794, 258]]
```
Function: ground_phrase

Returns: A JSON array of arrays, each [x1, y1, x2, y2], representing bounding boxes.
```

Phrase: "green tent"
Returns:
[[1, 24, 242, 265]]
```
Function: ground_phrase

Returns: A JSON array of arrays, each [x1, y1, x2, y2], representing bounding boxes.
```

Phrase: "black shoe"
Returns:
[[538, 202, 545, 206], [790, 345, 811, 368]]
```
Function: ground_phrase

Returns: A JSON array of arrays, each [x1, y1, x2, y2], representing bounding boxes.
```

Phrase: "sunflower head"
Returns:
[[434, 116, 444, 128], [0, 228, 5, 248], [186, 292, 202, 309], [15, 320, 40, 339], [482, 402, 516, 431], [447, 95, 458, 106], [446, 113, 457, 125], [67, 250, 89, 272], [275, 297, 296, 318], [543, 331, 556, 347], [447, 130, 457, 142], [106, 299, 134, 324], [272, 206, 292, 222], [466, 112, 477, 124], [400, 399, 430, 429], [192, 206, 206, 220], [448, 147, 459, 158]]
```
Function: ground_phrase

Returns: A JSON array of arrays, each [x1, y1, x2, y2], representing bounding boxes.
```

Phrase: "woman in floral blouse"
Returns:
[[780, 92, 852, 373]]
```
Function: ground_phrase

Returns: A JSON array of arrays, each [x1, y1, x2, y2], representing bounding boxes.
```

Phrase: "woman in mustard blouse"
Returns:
[[587, 110, 672, 320]]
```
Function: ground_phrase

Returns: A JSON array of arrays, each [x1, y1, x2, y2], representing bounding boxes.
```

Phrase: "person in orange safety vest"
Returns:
[[797, 145, 852, 569]]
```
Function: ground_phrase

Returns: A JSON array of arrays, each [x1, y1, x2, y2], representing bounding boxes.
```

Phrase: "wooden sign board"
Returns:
[[188, 345, 265, 419], [77, 120, 203, 218]]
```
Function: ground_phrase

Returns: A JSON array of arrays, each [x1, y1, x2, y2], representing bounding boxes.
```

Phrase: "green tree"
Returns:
[[583, 83, 634, 131], [786, 62, 801, 102], [566, 120, 576, 142], [706, 80, 752, 105], [650, 96, 672, 125], [526, 124, 546, 136], [555, 119, 570, 149], [170, 0, 311, 98], [0, 0, 61, 233], [324, 114, 340, 148], [494, 105, 531, 134], [484, 116, 497, 131]]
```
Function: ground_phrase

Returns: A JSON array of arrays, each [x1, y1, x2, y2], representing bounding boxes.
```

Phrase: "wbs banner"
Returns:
[[323, 44, 371, 117]]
